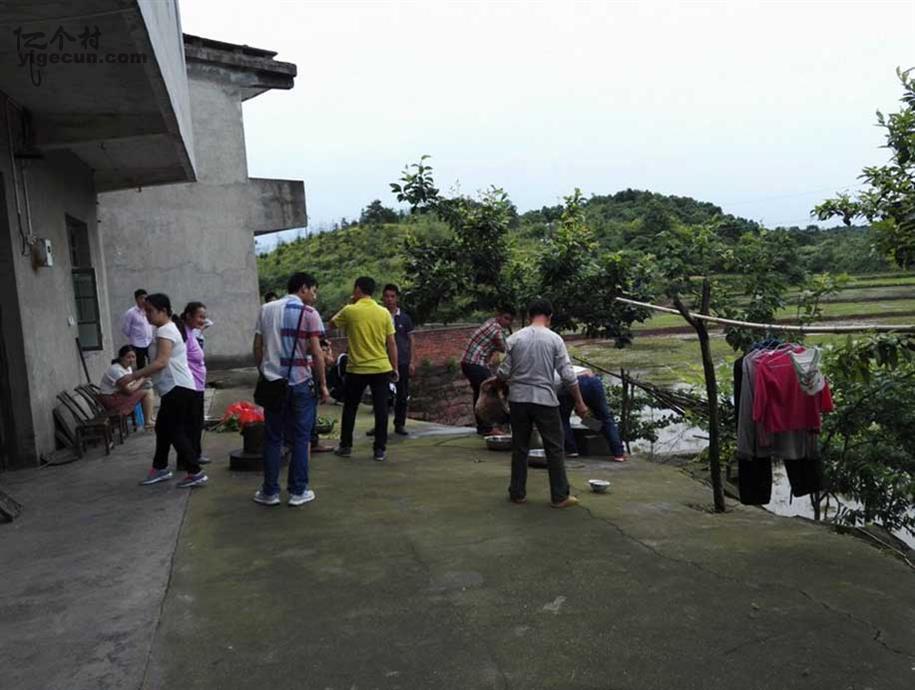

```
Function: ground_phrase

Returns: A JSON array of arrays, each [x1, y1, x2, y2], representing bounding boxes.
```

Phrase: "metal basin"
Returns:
[[485, 434, 513, 451]]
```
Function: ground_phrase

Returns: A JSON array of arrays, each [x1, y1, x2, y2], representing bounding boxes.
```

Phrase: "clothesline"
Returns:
[[614, 297, 915, 334]]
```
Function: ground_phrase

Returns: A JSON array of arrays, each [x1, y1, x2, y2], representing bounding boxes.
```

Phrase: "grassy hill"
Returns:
[[257, 214, 450, 316], [257, 189, 891, 318]]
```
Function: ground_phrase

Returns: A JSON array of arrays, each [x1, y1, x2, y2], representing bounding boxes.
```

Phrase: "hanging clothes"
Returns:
[[753, 347, 833, 435], [734, 344, 831, 505]]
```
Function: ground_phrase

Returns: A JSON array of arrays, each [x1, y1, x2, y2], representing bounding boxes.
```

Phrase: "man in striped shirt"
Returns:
[[461, 307, 515, 435], [253, 272, 328, 507]]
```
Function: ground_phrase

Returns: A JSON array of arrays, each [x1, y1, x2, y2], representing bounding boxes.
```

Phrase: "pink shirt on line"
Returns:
[[752, 350, 833, 434]]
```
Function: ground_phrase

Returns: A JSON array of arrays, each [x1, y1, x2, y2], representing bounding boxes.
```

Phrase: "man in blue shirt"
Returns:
[[383, 283, 414, 435]]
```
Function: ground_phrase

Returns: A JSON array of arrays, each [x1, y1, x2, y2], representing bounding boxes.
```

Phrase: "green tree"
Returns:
[[718, 228, 806, 352], [648, 224, 731, 511], [810, 68, 915, 539], [646, 223, 808, 512], [814, 67, 915, 268], [536, 189, 652, 341], [819, 336, 915, 538], [395, 159, 514, 321], [360, 200, 399, 226], [389, 155, 439, 213]]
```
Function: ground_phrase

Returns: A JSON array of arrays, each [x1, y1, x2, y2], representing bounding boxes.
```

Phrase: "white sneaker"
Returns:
[[288, 489, 316, 506], [253, 490, 280, 506]]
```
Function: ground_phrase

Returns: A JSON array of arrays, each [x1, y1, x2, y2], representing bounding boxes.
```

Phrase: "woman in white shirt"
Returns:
[[98, 345, 154, 427], [121, 293, 208, 489]]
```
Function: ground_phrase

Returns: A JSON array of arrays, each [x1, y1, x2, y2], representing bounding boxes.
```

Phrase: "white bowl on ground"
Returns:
[[588, 479, 610, 493]]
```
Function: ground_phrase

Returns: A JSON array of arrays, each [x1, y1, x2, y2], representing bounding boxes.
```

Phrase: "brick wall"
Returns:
[[410, 363, 476, 426], [327, 323, 586, 366], [327, 324, 480, 426], [327, 323, 586, 427], [327, 323, 478, 366]]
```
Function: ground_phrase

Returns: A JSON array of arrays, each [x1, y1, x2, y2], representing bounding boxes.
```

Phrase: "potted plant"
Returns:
[[314, 415, 336, 436]]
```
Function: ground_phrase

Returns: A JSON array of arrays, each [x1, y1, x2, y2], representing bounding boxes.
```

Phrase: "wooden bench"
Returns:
[[55, 391, 114, 457]]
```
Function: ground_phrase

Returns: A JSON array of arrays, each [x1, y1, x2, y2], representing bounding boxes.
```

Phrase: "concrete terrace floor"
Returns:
[[2, 400, 915, 690]]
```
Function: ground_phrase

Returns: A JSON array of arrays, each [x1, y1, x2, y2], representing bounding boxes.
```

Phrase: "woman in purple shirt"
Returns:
[[179, 302, 209, 467]]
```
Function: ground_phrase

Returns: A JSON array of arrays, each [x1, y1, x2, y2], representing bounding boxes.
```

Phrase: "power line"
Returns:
[[719, 183, 864, 207]]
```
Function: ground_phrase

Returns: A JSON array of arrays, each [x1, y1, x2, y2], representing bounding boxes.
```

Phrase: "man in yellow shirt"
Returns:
[[329, 277, 398, 461]]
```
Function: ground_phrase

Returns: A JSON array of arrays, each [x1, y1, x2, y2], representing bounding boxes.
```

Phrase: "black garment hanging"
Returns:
[[733, 350, 822, 504], [783, 457, 823, 497], [738, 455, 773, 505]]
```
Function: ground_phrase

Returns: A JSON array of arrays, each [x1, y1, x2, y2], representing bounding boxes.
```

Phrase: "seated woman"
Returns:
[[99, 345, 154, 429]]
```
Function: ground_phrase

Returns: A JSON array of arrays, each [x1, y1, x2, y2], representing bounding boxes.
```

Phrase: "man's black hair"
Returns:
[[134, 289, 147, 299], [264, 291, 278, 301], [287, 272, 318, 294], [527, 298, 553, 319], [354, 276, 376, 296], [382, 283, 400, 295], [497, 305, 517, 317]]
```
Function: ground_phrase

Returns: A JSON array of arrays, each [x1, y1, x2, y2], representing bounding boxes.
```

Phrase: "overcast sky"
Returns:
[[179, 0, 915, 248]]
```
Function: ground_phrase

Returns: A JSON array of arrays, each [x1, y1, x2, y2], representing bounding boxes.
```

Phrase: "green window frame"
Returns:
[[71, 267, 102, 351], [67, 216, 102, 351]]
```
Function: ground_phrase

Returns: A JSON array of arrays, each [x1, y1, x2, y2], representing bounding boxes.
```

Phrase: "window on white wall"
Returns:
[[67, 216, 102, 351]]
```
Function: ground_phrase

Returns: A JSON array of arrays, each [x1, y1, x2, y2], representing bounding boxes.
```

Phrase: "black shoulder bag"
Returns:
[[253, 306, 306, 412]]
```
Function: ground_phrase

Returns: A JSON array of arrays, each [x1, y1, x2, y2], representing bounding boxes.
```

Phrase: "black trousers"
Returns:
[[340, 372, 390, 452], [738, 456, 823, 505], [134, 345, 149, 370], [461, 362, 493, 433], [153, 386, 199, 474], [738, 456, 773, 505], [508, 401, 570, 504], [394, 363, 410, 428]]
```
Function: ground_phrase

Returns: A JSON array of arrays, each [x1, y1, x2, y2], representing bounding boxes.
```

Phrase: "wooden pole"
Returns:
[[673, 281, 726, 513], [75, 337, 90, 383], [620, 368, 631, 454], [615, 297, 915, 334]]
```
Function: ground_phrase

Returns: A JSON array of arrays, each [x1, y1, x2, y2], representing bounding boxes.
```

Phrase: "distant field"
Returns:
[[570, 332, 850, 390], [714, 272, 915, 290], [844, 272, 915, 283], [631, 272, 915, 333], [816, 286, 914, 302], [580, 271, 914, 388], [840, 278, 915, 289]]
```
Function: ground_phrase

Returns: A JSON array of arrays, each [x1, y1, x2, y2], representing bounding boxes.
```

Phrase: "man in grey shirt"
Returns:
[[497, 299, 588, 508]]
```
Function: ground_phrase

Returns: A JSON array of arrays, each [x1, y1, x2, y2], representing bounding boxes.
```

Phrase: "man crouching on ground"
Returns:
[[497, 298, 588, 508]]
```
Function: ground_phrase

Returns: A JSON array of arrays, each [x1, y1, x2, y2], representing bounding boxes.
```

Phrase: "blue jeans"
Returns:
[[262, 382, 317, 496], [560, 376, 625, 457]]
